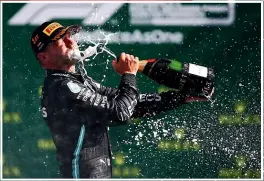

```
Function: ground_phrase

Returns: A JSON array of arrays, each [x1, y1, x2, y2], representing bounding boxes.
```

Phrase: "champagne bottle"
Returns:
[[141, 58, 215, 96]]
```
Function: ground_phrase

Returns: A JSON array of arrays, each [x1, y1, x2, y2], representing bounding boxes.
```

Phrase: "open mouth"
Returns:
[[67, 48, 82, 63]]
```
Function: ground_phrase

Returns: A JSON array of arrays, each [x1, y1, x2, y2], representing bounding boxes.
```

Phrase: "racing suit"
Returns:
[[41, 69, 187, 178]]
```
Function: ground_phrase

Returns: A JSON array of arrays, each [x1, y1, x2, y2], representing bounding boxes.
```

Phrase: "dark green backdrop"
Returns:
[[2, 2, 261, 179]]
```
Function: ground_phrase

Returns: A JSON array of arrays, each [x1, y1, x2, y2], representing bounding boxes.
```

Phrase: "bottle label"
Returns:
[[188, 63, 208, 78]]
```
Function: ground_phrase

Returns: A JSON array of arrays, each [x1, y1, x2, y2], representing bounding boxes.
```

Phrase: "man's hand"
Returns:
[[112, 53, 139, 75], [185, 87, 215, 103]]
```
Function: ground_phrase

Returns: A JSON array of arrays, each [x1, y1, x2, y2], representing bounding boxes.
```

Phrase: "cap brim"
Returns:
[[65, 25, 82, 36], [50, 25, 82, 42]]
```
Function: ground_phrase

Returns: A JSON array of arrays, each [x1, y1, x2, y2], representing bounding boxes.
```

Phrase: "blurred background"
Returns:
[[1, 2, 262, 179]]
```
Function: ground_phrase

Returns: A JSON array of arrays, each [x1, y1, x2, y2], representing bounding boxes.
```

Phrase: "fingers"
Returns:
[[112, 53, 139, 75], [185, 96, 208, 103], [123, 54, 134, 62], [128, 54, 134, 61], [210, 87, 215, 97], [120, 52, 126, 61], [112, 59, 117, 67], [118, 53, 138, 63]]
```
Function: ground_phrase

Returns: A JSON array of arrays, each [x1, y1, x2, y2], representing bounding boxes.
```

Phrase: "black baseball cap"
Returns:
[[31, 21, 81, 54]]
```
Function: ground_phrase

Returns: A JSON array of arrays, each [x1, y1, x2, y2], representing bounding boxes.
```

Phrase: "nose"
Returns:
[[63, 34, 75, 48]]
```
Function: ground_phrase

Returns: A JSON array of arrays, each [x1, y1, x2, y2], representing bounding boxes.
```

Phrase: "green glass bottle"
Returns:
[[142, 58, 215, 96]]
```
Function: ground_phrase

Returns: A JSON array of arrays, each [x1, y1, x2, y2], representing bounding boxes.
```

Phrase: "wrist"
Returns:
[[120, 73, 137, 87], [123, 71, 136, 75]]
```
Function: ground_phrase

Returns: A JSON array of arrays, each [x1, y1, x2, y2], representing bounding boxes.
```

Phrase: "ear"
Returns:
[[37, 52, 49, 67]]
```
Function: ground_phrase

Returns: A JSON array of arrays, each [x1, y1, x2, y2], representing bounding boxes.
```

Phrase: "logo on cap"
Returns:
[[31, 34, 39, 44], [43, 22, 62, 36]]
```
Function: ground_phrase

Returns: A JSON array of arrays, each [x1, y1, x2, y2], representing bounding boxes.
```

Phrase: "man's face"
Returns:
[[39, 32, 79, 68]]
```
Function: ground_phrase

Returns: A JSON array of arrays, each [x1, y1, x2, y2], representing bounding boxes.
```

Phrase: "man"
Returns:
[[31, 21, 213, 178]]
